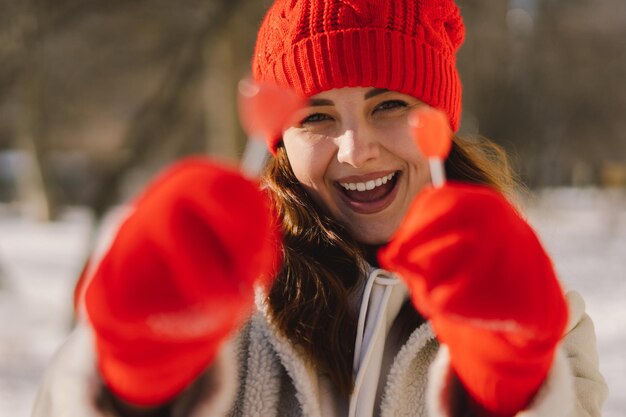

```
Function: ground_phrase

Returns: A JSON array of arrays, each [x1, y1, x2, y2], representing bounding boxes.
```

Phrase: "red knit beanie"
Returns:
[[253, 0, 465, 151]]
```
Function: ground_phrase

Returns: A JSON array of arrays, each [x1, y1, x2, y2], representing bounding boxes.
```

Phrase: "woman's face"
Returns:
[[282, 87, 431, 245]]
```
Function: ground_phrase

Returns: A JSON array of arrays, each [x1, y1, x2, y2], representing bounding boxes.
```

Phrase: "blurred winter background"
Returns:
[[0, 0, 624, 415]]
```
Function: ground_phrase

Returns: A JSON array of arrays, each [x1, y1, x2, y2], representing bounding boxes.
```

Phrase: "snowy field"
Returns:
[[0, 188, 624, 416]]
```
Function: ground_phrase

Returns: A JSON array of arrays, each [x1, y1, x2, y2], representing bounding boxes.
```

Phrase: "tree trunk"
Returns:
[[16, 0, 57, 221]]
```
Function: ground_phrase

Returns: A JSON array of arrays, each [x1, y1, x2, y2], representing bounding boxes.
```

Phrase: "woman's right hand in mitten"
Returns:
[[83, 158, 280, 407]]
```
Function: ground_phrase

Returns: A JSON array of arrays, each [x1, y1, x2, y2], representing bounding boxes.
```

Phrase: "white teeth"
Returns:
[[340, 172, 396, 192]]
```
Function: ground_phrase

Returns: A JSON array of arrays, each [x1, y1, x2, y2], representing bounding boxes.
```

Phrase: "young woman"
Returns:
[[34, 1, 608, 416]]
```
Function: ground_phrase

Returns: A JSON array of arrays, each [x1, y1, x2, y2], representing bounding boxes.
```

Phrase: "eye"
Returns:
[[300, 112, 333, 125], [374, 100, 409, 113]]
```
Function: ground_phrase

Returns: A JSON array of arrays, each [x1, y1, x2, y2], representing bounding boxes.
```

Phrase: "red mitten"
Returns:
[[378, 182, 567, 417], [83, 158, 280, 406]]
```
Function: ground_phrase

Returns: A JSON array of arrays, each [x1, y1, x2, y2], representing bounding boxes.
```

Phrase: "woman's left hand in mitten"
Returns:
[[378, 182, 568, 417]]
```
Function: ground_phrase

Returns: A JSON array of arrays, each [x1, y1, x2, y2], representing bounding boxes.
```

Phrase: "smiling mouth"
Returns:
[[335, 171, 401, 214]]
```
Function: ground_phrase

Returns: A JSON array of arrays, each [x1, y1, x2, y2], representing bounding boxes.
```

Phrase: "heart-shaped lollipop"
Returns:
[[408, 107, 453, 188], [237, 78, 306, 177]]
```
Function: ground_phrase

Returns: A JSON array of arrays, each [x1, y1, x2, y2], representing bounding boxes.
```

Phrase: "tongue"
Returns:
[[344, 180, 394, 203]]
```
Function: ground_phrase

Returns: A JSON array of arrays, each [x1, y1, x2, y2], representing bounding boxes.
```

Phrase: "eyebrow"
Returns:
[[364, 88, 390, 99], [308, 88, 391, 107], [309, 98, 334, 106]]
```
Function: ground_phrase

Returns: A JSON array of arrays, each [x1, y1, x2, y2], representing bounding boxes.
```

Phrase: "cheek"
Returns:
[[282, 133, 333, 189], [384, 125, 426, 165], [406, 145, 428, 172], [384, 126, 430, 192]]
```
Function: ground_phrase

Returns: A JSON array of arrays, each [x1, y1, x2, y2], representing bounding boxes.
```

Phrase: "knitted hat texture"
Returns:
[[253, 0, 466, 151]]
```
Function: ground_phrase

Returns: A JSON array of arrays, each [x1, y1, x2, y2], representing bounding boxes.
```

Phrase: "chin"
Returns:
[[350, 225, 396, 246]]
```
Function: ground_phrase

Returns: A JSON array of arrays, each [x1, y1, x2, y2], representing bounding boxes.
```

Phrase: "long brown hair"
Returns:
[[261, 135, 519, 396]]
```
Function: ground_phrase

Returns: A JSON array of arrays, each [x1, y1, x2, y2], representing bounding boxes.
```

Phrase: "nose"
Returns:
[[336, 129, 380, 168]]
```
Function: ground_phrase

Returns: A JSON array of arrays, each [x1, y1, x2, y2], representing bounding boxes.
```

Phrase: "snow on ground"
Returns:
[[525, 188, 626, 417], [0, 188, 624, 416], [0, 207, 92, 416]]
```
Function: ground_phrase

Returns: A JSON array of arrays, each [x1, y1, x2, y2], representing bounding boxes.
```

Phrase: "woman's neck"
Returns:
[[359, 243, 383, 268]]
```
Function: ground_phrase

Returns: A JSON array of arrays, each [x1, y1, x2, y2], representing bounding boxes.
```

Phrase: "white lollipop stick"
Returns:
[[428, 158, 446, 188], [240, 136, 270, 178]]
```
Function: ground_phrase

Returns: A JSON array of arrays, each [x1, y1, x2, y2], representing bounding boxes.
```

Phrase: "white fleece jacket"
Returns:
[[32, 283, 607, 417]]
